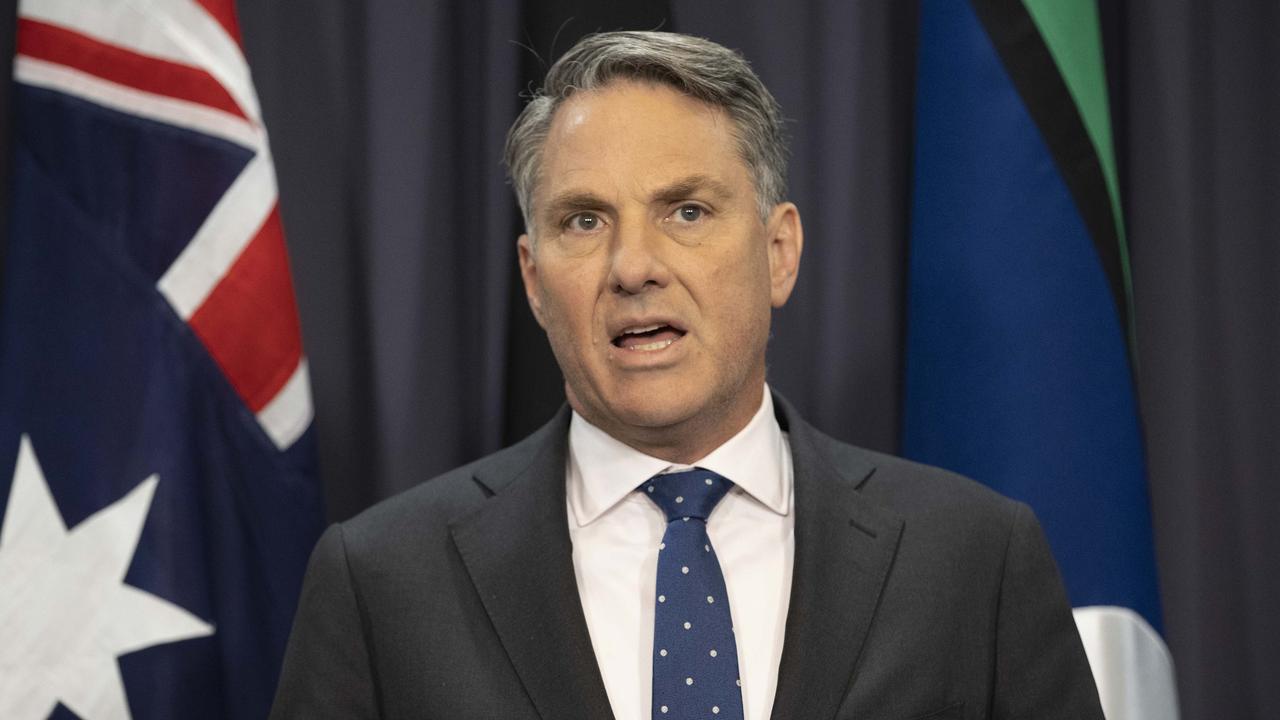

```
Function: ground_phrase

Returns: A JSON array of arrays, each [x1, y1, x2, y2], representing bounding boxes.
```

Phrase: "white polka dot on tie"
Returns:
[[709, 649, 717, 657], [675, 496, 684, 504], [660, 648, 667, 657], [683, 517, 689, 522], [705, 478, 713, 485], [682, 566, 689, 574], [660, 706, 668, 714], [686, 677, 693, 686], [659, 595, 666, 603], [713, 707, 720, 714], [736, 678, 742, 687], [648, 486, 655, 493], [659, 542, 666, 550], [704, 544, 710, 552], [684, 621, 691, 630], [707, 595, 714, 604]]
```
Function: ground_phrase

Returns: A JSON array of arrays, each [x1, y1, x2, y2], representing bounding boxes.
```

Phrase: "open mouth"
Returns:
[[612, 323, 686, 351]]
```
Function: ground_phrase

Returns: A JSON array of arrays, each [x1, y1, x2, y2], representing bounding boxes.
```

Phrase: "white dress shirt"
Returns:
[[567, 386, 794, 720]]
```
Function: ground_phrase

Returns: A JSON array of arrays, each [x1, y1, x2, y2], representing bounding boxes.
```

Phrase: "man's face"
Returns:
[[518, 80, 802, 459]]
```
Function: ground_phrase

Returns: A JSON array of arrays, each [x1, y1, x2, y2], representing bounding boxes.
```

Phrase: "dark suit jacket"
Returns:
[[271, 394, 1104, 720]]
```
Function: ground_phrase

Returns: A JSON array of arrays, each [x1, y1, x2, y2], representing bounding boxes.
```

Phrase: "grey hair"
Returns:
[[504, 31, 788, 232]]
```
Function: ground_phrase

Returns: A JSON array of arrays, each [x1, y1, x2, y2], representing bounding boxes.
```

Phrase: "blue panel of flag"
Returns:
[[903, 0, 1162, 632]]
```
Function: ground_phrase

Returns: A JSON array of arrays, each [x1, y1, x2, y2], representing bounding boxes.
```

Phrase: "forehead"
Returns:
[[536, 81, 750, 204]]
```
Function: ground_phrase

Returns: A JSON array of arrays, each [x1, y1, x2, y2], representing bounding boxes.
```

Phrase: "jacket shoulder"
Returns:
[[806, 422, 1028, 540], [335, 409, 567, 554], [775, 390, 1023, 527], [858, 445, 1020, 515]]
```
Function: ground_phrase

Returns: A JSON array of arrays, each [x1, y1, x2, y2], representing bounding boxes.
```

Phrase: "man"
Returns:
[[271, 31, 1104, 720]]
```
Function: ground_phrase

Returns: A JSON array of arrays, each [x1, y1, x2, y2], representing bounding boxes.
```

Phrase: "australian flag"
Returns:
[[0, 1, 324, 718]]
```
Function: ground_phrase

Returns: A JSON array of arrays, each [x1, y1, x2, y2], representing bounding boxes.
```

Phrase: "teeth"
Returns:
[[627, 338, 676, 352], [623, 324, 663, 335]]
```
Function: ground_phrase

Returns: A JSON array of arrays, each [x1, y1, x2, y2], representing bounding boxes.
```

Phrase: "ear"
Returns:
[[517, 233, 547, 328], [765, 202, 803, 307]]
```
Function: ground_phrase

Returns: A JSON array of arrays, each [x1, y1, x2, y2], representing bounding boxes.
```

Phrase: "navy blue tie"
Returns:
[[643, 469, 744, 720]]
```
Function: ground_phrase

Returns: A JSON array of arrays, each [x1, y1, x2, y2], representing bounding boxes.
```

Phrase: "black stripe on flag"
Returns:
[[969, 0, 1129, 339]]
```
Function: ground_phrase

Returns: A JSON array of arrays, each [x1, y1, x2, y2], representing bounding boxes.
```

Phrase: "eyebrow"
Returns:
[[651, 174, 735, 205], [542, 191, 611, 218], [542, 174, 736, 220]]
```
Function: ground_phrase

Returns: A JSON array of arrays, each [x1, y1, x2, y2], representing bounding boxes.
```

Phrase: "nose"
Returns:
[[607, 214, 671, 295]]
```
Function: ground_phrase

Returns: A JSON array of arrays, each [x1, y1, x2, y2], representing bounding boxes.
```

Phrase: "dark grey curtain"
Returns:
[[1, 1, 1271, 717], [241, 0, 525, 515], [1119, 3, 1280, 718]]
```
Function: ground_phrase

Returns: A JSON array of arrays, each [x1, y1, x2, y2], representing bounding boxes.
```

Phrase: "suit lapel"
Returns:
[[769, 396, 904, 720], [449, 409, 616, 720]]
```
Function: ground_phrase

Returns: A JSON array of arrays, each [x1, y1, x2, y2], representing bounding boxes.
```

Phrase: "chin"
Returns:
[[590, 380, 710, 431], [613, 390, 699, 427]]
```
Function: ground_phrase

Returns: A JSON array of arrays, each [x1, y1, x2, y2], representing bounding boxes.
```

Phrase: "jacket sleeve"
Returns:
[[270, 523, 381, 720], [993, 503, 1106, 719]]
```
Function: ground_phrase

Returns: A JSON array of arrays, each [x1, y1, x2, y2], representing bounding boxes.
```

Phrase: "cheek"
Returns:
[[699, 247, 773, 341], [538, 265, 602, 345]]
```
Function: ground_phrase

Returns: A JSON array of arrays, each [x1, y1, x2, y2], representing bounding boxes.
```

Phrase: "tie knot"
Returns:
[[641, 468, 733, 522]]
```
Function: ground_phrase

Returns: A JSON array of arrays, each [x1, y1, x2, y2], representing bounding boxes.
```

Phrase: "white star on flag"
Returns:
[[0, 435, 214, 720]]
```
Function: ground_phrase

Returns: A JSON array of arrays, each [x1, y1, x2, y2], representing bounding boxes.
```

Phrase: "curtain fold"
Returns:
[[1121, 2, 1280, 717]]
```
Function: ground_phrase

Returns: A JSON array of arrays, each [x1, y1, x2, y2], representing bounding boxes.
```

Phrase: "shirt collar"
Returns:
[[567, 385, 791, 527]]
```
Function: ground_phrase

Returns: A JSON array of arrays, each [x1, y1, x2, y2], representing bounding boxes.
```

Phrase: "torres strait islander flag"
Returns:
[[903, 1, 1179, 718], [0, 1, 323, 718]]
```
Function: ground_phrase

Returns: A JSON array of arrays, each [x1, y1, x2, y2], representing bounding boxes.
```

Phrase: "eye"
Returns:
[[565, 212, 604, 232], [673, 205, 705, 223]]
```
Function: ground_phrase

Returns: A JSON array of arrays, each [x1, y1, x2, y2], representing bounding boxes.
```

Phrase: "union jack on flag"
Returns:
[[0, 0, 324, 718]]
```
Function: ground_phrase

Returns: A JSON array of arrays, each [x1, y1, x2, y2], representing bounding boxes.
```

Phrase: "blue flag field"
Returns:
[[904, 1, 1179, 717]]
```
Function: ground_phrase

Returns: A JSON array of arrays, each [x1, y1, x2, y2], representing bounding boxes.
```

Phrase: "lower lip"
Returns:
[[610, 333, 686, 365], [624, 337, 678, 352]]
